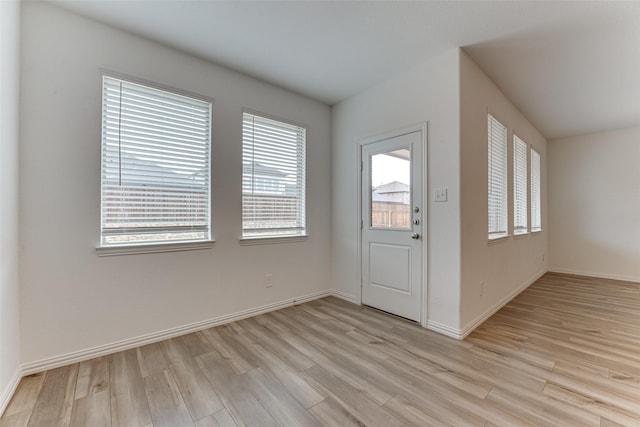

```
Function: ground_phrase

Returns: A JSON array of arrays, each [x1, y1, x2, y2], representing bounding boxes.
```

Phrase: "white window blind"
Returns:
[[531, 148, 542, 232], [242, 112, 306, 238], [100, 75, 212, 246], [513, 135, 528, 235], [488, 114, 508, 239]]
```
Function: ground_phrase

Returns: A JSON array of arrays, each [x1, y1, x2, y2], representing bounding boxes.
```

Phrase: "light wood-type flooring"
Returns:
[[2, 273, 640, 426]]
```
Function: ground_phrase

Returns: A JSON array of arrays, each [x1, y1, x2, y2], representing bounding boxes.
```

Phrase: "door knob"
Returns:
[[411, 233, 420, 240]]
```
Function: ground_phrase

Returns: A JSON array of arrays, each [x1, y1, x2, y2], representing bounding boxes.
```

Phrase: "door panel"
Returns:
[[369, 243, 411, 293], [361, 131, 423, 322]]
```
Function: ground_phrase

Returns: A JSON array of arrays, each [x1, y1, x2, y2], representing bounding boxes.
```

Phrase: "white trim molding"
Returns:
[[427, 320, 463, 339], [21, 289, 330, 376], [330, 289, 359, 304], [548, 268, 640, 284], [0, 367, 22, 417], [239, 235, 308, 246], [96, 240, 215, 257]]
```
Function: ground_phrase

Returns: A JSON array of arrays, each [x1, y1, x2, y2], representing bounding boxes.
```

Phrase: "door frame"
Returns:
[[356, 122, 428, 327]]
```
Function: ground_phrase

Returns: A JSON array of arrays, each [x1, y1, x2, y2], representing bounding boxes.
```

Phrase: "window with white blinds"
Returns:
[[488, 114, 508, 239], [242, 112, 306, 238], [513, 135, 528, 235], [531, 148, 542, 232], [100, 75, 212, 246]]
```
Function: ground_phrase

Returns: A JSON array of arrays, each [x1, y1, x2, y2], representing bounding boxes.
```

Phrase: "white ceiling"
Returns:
[[49, 0, 640, 139]]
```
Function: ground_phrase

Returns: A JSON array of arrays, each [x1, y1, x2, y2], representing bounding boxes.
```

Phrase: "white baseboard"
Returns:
[[21, 289, 331, 376], [458, 269, 547, 339], [330, 289, 358, 304], [0, 366, 22, 417], [548, 268, 640, 284], [427, 320, 462, 339]]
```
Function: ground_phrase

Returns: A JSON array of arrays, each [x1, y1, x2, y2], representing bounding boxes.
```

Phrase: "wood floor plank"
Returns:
[[0, 410, 31, 427], [307, 398, 366, 427], [3, 373, 44, 417], [181, 331, 216, 357], [74, 356, 109, 400], [195, 352, 279, 427], [195, 408, 238, 427], [243, 368, 320, 427], [27, 364, 78, 427], [543, 382, 640, 426], [199, 327, 256, 374], [278, 330, 394, 405], [236, 317, 315, 371], [69, 389, 110, 427], [486, 386, 600, 426], [302, 365, 405, 427], [143, 369, 192, 427], [109, 349, 153, 427], [160, 335, 225, 420], [600, 417, 627, 427], [382, 394, 448, 427], [4, 273, 640, 427], [227, 331, 325, 409], [169, 360, 224, 422], [137, 343, 169, 378]]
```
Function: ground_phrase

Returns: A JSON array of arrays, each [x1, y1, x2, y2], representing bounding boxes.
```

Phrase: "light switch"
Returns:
[[434, 188, 448, 202]]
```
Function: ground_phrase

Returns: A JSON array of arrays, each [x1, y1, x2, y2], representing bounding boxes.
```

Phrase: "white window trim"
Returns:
[[239, 235, 308, 246], [488, 234, 511, 244], [96, 239, 215, 257], [513, 134, 528, 236], [97, 72, 213, 253], [530, 147, 542, 232], [241, 109, 307, 242], [488, 113, 509, 241]]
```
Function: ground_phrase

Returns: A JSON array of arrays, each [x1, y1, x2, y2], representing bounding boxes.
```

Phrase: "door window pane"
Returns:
[[370, 148, 411, 229]]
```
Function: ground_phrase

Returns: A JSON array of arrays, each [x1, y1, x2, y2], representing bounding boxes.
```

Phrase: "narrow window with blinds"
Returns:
[[242, 112, 306, 238], [531, 148, 542, 232], [100, 75, 212, 247], [513, 135, 528, 235], [488, 114, 508, 239]]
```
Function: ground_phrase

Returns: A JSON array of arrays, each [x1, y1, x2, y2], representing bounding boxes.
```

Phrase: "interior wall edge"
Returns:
[[459, 268, 547, 339]]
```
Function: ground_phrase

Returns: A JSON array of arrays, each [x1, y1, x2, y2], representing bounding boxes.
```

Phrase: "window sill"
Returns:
[[531, 228, 543, 234], [96, 240, 215, 257], [239, 235, 308, 246], [488, 234, 510, 244], [514, 231, 530, 238]]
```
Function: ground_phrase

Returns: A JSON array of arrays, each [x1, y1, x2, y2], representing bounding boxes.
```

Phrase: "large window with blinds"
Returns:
[[100, 75, 212, 246], [242, 111, 306, 238], [488, 114, 508, 239], [513, 135, 528, 235], [531, 148, 542, 232]]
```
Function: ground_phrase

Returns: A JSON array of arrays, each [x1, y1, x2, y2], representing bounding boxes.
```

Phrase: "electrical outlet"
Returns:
[[265, 274, 273, 288], [480, 281, 484, 296]]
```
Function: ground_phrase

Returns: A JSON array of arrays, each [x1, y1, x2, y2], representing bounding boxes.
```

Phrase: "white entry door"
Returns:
[[361, 131, 423, 322]]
